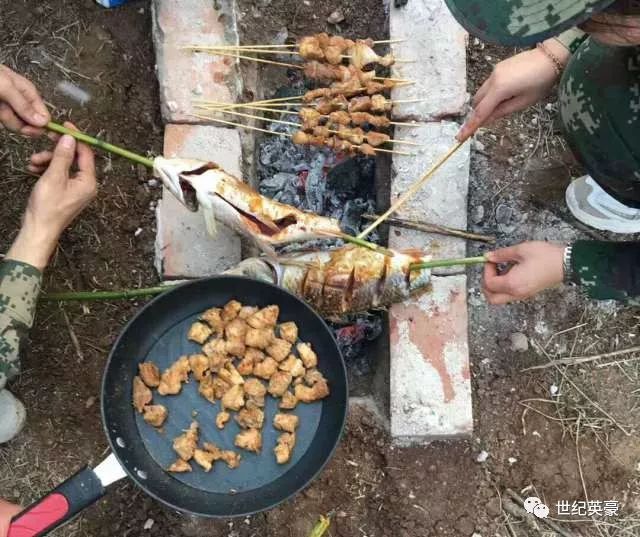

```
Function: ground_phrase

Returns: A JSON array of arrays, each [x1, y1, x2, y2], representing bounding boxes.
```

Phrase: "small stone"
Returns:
[[85, 396, 96, 408], [144, 519, 154, 530], [476, 450, 489, 463], [471, 138, 485, 153], [471, 205, 484, 225], [510, 332, 528, 352], [508, 457, 517, 465], [148, 179, 159, 188], [550, 384, 559, 396], [327, 9, 345, 24]]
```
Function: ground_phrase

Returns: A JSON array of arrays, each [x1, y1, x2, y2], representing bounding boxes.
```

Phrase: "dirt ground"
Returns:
[[1, 1, 639, 537]]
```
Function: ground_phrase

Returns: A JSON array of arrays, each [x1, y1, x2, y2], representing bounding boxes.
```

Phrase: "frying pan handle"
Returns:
[[7, 467, 105, 537]]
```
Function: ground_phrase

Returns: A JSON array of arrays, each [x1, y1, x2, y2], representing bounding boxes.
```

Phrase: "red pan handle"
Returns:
[[8, 467, 105, 537]]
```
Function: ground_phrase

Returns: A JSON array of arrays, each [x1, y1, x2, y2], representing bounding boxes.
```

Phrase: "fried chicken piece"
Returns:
[[279, 390, 298, 410], [280, 355, 305, 377], [266, 338, 292, 362], [203, 442, 223, 459], [296, 343, 318, 369], [218, 362, 244, 385], [328, 35, 355, 50], [216, 411, 230, 429], [247, 348, 266, 362], [236, 355, 255, 376], [198, 372, 216, 403], [238, 305, 259, 320], [158, 356, 191, 396], [348, 96, 370, 112], [247, 305, 279, 329], [133, 376, 152, 413], [213, 376, 232, 399], [173, 421, 199, 461], [244, 378, 267, 407], [273, 414, 298, 435], [328, 110, 352, 126], [370, 94, 391, 113], [235, 428, 262, 453], [324, 45, 343, 65], [274, 432, 296, 464], [201, 307, 224, 336], [143, 404, 168, 427], [299, 107, 323, 126], [222, 300, 243, 322], [225, 318, 248, 340], [207, 351, 227, 372], [253, 357, 278, 380], [278, 322, 299, 344], [168, 459, 192, 473], [305, 368, 327, 386], [193, 448, 217, 472], [225, 337, 246, 358], [235, 404, 265, 429], [298, 36, 325, 61], [220, 450, 241, 469], [295, 381, 330, 403], [188, 321, 213, 344], [138, 362, 160, 388], [221, 384, 245, 411], [189, 354, 210, 381], [365, 131, 391, 147], [202, 338, 227, 358], [245, 327, 275, 349], [359, 143, 377, 157], [268, 371, 293, 397]]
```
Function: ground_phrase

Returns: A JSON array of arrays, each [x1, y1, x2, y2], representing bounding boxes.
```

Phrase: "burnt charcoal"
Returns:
[[331, 314, 383, 372], [305, 153, 326, 214], [340, 199, 376, 236]]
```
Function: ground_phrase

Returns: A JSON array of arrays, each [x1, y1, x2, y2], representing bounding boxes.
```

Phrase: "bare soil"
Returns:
[[1, 2, 639, 537]]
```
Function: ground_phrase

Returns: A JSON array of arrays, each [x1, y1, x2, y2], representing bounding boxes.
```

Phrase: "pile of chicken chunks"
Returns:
[[132, 301, 330, 472]]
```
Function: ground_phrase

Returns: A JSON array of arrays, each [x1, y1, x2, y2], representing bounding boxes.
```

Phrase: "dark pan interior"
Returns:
[[101, 276, 348, 517]]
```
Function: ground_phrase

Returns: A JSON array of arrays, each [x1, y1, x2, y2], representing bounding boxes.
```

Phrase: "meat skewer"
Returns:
[[291, 131, 377, 156]]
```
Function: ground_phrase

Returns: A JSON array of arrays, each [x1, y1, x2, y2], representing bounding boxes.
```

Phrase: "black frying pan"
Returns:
[[8, 276, 348, 537]]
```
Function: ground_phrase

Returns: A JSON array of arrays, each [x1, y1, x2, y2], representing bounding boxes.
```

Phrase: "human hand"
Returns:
[[0, 498, 22, 537], [457, 40, 570, 142], [482, 241, 566, 305], [6, 122, 97, 270], [0, 65, 50, 137]]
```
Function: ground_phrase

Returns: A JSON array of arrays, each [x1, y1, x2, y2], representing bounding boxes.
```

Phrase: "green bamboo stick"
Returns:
[[46, 121, 155, 169], [41, 285, 176, 302], [410, 255, 487, 271]]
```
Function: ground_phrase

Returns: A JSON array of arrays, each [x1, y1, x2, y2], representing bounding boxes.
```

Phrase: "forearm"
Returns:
[[0, 260, 42, 390], [568, 240, 640, 302]]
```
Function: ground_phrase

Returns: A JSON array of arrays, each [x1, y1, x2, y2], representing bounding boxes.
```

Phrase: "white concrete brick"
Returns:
[[389, 121, 470, 260], [389, 275, 472, 443], [152, 0, 241, 123], [390, 0, 468, 120], [155, 125, 242, 278]]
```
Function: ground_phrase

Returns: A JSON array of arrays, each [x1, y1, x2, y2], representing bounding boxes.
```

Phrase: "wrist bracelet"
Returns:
[[563, 245, 573, 284], [536, 42, 564, 77]]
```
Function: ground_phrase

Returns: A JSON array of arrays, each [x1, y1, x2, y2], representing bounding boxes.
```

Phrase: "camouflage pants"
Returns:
[[559, 39, 640, 207]]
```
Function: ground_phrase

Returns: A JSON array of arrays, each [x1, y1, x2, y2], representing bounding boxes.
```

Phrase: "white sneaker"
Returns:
[[0, 390, 26, 443], [566, 175, 640, 234]]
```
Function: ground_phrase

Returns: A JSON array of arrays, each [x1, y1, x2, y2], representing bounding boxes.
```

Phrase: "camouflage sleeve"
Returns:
[[569, 240, 640, 303], [554, 27, 588, 54], [0, 260, 42, 390]]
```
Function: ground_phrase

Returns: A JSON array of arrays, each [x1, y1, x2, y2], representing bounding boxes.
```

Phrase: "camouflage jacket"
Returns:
[[0, 260, 42, 391], [570, 241, 640, 303]]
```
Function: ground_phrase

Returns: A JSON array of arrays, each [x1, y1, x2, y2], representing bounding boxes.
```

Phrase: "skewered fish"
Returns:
[[153, 158, 342, 255]]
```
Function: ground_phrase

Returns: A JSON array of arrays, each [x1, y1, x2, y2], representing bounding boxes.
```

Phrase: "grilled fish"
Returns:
[[225, 245, 432, 318], [153, 158, 342, 255]]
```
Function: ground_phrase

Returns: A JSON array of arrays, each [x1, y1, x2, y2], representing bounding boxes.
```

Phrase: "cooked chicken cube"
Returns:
[[279, 355, 305, 377], [220, 450, 241, 469], [274, 432, 296, 464], [203, 442, 223, 459], [168, 459, 192, 473], [297, 342, 318, 369], [246, 348, 265, 363], [244, 378, 267, 407], [225, 337, 246, 358], [295, 381, 330, 403], [218, 363, 244, 385], [203, 338, 227, 358], [304, 368, 327, 386], [193, 448, 217, 472], [278, 322, 298, 344], [143, 404, 168, 427], [279, 391, 298, 410], [222, 300, 243, 322], [173, 421, 199, 461], [201, 307, 224, 336], [138, 362, 161, 388], [268, 371, 293, 397], [247, 305, 279, 329], [236, 355, 255, 376], [188, 354, 209, 381], [198, 373, 216, 403], [245, 327, 275, 349], [188, 321, 213, 344], [158, 356, 191, 396], [235, 428, 262, 453], [216, 411, 231, 429], [274, 413, 300, 433], [207, 351, 227, 372], [213, 376, 232, 399], [225, 318, 248, 340], [221, 384, 245, 411], [235, 404, 265, 429], [266, 338, 292, 362], [238, 306, 258, 320], [133, 376, 152, 413], [253, 357, 278, 380]]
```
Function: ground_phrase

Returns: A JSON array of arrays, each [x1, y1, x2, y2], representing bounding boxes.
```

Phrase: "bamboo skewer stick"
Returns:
[[192, 113, 293, 136], [198, 97, 429, 109], [357, 141, 466, 239], [409, 256, 487, 271], [186, 47, 303, 69], [185, 39, 405, 51]]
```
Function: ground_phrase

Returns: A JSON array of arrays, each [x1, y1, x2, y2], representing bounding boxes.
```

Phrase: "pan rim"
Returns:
[[100, 275, 349, 517]]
